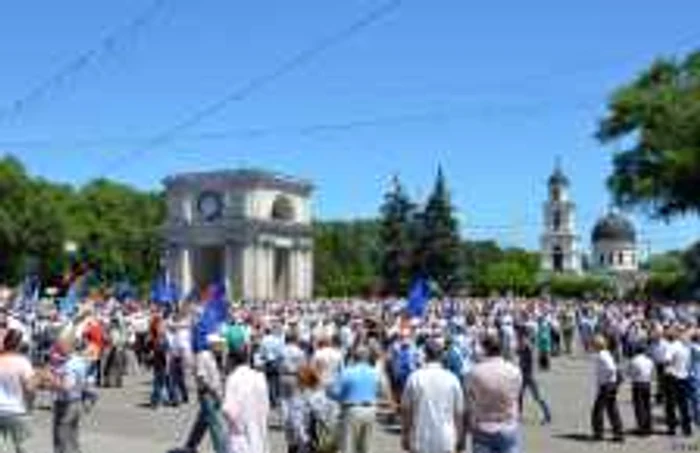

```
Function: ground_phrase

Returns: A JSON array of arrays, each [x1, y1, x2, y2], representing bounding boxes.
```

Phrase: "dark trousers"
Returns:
[[102, 347, 125, 388], [519, 375, 552, 422], [591, 384, 624, 439], [632, 382, 652, 434], [150, 367, 170, 406], [169, 356, 189, 404], [655, 364, 666, 404], [265, 363, 281, 408], [538, 351, 550, 371], [666, 376, 693, 436], [53, 401, 81, 453]]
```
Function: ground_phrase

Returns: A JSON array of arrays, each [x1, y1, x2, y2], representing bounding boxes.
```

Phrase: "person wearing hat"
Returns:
[[401, 339, 465, 453], [222, 327, 269, 453]]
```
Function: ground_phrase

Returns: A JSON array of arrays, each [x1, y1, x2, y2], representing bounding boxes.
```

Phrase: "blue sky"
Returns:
[[0, 0, 698, 253]]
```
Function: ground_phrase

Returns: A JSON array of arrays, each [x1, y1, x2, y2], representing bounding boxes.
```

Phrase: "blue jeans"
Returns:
[[690, 377, 700, 425], [185, 393, 228, 453], [472, 428, 520, 453], [150, 368, 170, 406]]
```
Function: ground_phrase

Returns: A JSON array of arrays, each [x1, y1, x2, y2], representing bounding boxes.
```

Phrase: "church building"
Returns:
[[540, 162, 582, 274]]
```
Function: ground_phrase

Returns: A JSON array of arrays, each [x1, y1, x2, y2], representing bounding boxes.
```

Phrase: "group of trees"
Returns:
[[1, 49, 699, 299], [378, 169, 462, 295], [0, 155, 163, 288]]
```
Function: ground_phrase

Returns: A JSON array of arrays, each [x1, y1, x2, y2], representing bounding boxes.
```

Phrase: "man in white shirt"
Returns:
[[627, 345, 654, 435], [401, 340, 464, 453], [664, 327, 693, 436], [591, 335, 624, 442]]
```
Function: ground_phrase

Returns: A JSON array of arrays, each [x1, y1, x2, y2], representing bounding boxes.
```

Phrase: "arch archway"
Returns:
[[552, 245, 564, 272]]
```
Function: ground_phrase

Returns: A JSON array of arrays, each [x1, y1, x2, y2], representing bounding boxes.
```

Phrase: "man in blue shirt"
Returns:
[[330, 346, 389, 453], [259, 325, 284, 408]]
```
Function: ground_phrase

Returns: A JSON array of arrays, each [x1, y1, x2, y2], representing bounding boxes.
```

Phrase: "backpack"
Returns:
[[308, 401, 337, 453]]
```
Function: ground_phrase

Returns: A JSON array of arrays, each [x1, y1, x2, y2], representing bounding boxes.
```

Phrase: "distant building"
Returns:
[[590, 211, 638, 272], [540, 162, 582, 274], [162, 168, 314, 300], [539, 161, 641, 292]]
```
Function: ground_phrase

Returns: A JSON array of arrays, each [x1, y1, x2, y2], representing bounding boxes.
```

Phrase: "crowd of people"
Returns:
[[1, 292, 700, 453]]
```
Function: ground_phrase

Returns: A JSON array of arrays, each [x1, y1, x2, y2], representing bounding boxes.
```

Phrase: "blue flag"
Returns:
[[59, 275, 83, 317], [406, 276, 431, 318]]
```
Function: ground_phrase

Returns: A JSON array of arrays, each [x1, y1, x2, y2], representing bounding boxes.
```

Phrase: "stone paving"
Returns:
[[22, 355, 698, 453]]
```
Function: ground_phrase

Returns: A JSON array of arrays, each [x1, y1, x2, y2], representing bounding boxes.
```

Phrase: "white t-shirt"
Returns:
[[628, 354, 654, 383], [666, 340, 691, 379], [595, 350, 618, 387], [402, 363, 464, 453], [0, 353, 34, 415], [313, 346, 343, 385]]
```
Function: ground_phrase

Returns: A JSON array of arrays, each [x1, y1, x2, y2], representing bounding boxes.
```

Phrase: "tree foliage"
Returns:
[[597, 51, 700, 218], [414, 167, 462, 292], [0, 155, 164, 287], [313, 220, 380, 297], [378, 176, 416, 295], [547, 274, 613, 299]]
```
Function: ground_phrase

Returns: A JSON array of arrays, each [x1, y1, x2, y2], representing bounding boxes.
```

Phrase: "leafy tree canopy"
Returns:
[[597, 51, 700, 219]]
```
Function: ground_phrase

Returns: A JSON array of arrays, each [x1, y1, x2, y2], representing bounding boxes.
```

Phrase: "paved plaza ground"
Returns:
[[22, 355, 697, 453]]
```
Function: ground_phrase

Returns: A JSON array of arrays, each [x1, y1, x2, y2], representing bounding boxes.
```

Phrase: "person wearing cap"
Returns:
[[222, 330, 269, 453], [330, 345, 390, 453], [401, 340, 464, 453]]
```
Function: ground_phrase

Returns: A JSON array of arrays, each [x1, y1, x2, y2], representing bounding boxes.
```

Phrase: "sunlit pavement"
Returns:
[[24, 356, 696, 453]]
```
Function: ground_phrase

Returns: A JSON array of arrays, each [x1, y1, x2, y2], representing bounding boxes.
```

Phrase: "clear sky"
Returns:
[[0, 0, 698, 254]]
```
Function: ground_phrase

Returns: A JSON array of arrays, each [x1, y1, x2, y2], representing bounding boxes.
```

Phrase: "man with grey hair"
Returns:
[[330, 345, 390, 453], [401, 339, 465, 453]]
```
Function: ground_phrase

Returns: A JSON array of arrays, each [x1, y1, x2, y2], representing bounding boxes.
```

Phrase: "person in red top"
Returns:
[[83, 316, 105, 387]]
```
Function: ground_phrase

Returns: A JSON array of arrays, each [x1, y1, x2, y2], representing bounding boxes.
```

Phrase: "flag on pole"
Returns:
[[406, 276, 431, 318]]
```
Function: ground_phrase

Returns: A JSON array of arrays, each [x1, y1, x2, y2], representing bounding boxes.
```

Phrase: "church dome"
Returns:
[[548, 166, 569, 187], [591, 212, 636, 243]]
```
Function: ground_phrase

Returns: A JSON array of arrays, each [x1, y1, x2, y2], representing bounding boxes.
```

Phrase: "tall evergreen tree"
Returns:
[[379, 175, 416, 295], [415, 167, 462, 293]]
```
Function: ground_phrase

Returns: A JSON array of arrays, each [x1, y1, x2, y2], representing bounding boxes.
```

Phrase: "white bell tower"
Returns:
[[540, 159, 581, 274]]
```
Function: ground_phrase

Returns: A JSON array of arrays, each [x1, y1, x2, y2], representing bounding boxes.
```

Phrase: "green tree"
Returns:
[[313, 220, 380, 297], [597, 51, 700, 219], [378, 175, 416, 295], [461, 240, 503, 290], [414, 167, 462, 293], [683, 241, 700, 296], [476, 248, 539, 296]]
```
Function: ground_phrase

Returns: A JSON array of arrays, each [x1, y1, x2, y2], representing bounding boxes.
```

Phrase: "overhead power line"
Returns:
[[99, 0, 404, 175], [0, 0, 169, 125], [0, 98, 599, 151]]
